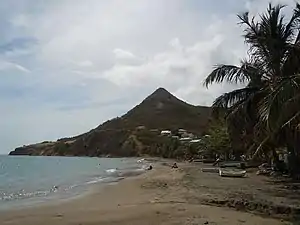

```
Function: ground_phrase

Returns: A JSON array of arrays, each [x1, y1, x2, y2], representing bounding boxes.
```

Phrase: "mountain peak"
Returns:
[[9, 86, 212, 157], [153, 87, 170, 94], [145, 87, 177, 102]]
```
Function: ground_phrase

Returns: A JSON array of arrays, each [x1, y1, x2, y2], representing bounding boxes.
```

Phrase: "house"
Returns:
[[179, 137, 192, 142], [161, 130, 171, 136], [149, 129, 159, 134], [178, 129, 187, 134], [182, 132, 195, 139], [136, 125, 146, 130], [190, 139, 201, 143], [150, 129, 159, 132]]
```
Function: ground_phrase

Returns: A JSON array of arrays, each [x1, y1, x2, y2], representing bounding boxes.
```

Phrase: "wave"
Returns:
[[104, 165, 148, 179], [0, 189, 51, 202], [0, 158, 149, 208], [86, 177, 104, 184], [105, 168, 117, 174]]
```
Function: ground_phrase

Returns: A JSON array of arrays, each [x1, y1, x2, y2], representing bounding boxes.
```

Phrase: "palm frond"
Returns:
[[293, 3, 300, 44], [281, 111, 300, 130], [212, 87, 258, 109], [282, 44, 300, 76], [203, 64, 249, 87], [258, 74, 300, 131], [252, 135, 270, 159], [239, 3, 299, 79], [283, 3, 300, 42], [237, 11, 270, 72]]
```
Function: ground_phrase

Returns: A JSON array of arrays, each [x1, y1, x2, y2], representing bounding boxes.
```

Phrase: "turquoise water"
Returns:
[[0, 156, 145, 209]]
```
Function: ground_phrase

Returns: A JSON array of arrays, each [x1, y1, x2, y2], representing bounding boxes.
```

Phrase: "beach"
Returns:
[[0, 161, 296, 225]]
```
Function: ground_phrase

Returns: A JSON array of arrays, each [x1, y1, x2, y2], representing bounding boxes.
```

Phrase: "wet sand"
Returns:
[[0, 162, 294, 225]]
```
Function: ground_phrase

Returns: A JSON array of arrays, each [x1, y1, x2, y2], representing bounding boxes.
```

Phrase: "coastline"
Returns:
[[0, 161, 291, 225], [0, 156, 148, 211]]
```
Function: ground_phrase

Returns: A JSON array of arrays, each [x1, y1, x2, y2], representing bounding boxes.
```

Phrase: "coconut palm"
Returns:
[[204, 3, 300, 168]]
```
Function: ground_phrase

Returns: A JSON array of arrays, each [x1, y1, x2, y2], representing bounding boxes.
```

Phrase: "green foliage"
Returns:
[[204, 3, 300, 175], [54, 142, 70, 155], [119, 88, 211, 135], [135, 130, 182, 158], [133, 122, 232, 160], [197, 119, 232, 159]]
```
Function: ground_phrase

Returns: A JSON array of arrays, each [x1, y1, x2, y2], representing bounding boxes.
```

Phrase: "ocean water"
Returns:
[[0, 155, 147, 210]]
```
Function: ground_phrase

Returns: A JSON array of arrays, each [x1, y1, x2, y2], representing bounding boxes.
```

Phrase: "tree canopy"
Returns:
[[204, 3, 300, 176]]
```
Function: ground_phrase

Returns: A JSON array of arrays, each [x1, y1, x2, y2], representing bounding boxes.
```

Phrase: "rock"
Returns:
[[204, 221, 209, 224], [243, 201, 249, 207]]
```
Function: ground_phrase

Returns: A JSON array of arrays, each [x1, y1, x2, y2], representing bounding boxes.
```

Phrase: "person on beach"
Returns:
[[213, 158, 220, 166], [172, 163, 178, 168]]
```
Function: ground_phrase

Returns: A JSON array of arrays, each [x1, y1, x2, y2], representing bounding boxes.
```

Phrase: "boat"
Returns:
[[219, 161, 241, 168], [201, 168, 220, 173], [219, 169, 246, 178]]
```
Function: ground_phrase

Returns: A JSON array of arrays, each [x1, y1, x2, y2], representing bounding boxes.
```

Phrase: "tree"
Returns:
[[204, 3, 300, 174], [200, 118, 232, 160]]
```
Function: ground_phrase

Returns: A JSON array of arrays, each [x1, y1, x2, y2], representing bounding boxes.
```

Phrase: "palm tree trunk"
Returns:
[[286, 129, 300, 179], [226, 118, 244, 160]]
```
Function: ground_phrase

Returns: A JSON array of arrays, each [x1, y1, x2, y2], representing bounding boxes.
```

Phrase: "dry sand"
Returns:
[[0, 162, 293, 225]]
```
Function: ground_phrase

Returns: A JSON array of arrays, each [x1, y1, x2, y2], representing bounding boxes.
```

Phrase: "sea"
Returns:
[[0, 155, 148, 210]]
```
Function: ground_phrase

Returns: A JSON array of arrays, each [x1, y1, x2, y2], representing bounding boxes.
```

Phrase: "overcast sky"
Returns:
[[0, 0, 296, 153]]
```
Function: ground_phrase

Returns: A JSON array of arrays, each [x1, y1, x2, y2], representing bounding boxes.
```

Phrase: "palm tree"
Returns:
[[204, 3, 300, 169]]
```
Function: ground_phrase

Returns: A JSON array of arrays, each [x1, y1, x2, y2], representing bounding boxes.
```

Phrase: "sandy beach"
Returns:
[[0, 161, 296, 225]]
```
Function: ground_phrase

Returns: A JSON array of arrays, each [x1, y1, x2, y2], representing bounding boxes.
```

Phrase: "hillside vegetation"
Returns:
[[9, 88, 212, 157]]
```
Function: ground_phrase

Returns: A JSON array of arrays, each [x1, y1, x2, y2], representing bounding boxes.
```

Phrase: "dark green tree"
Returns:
[[204, 3, 300, 174]]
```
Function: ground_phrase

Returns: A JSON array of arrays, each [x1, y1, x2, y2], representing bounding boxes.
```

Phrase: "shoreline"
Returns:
[[0, 175, 127, 213], [0, 161, 291, 225], [0, 158, 149, 212]]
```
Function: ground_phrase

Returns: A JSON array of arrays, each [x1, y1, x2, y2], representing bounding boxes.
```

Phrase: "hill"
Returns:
[[9, 88, 212, 157]]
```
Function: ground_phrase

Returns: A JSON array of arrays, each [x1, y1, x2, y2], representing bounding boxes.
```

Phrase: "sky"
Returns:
[[0, 0, 297, 153]]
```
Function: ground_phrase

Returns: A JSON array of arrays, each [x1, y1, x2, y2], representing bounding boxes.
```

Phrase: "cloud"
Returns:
[[0, 60, 31, 73], [113, 49, 137, 60], [0, 0, 297, 153], [78, 60, 93, 67], [0, 37, 36, 52], [103, 21, 244, 105], [113, 48, 142, 65], [10, 14, 30, 27]]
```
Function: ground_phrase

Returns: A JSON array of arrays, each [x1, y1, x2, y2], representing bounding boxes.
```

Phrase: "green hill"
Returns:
[[9, 88, 212, 157]]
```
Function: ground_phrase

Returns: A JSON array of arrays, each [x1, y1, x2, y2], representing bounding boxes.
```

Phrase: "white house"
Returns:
[[178, 129, 187, 133], [161, 130, 171, 136], [190, 139, 201, 143], [179, 137, 192, 142]]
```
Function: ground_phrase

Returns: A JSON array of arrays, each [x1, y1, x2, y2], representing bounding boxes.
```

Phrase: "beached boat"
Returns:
[[219, 161, 241, 168], [219, 169, 246, 178]]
